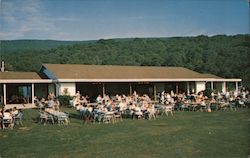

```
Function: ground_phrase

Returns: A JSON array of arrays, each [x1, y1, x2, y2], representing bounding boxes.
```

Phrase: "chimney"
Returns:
[[1, 61, 4, 72]]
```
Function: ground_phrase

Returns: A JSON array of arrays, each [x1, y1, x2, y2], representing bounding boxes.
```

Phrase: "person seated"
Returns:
[[47, 99, 54, 108], [133, 104, 143, 119], [12, 107, 19, 117], [96, 94, 103, 104], [109, 101, 115, 111], [1, 104, 6, 114], [53, 98, 60, 111], [141, 101, 148, 113], [166, 93, 172, 103], [80, 96, 88, 106], [106, 100, 113, 111], [74, 97, 81, 107], [118, 100, 127, 113], [19, 95, 27, 104]]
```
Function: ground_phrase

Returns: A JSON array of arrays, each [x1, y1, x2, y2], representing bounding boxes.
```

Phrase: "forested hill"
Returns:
[[1, 34, 250, 87], [1, 40, 95, 53]]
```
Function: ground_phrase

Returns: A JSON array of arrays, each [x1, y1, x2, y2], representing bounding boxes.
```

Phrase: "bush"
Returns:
[[58, 95, 72, 107], [203, 88, 213, 99]]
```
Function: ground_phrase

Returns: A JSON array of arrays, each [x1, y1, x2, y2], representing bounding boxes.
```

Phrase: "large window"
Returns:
[[7, 84, 31, 104], [76, 83, 103, 102]]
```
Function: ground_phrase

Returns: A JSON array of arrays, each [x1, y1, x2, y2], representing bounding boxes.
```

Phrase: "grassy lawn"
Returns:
[[0, 108, 249, 158]]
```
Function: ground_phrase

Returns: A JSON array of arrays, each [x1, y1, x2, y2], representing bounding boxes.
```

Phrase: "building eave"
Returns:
[[0, 79, 53, 84], [55, 78, 242, 83]]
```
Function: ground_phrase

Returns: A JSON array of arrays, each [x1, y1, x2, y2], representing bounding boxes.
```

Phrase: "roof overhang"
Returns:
[[55, 78, 242, 83], [0, 79, 53, 84]]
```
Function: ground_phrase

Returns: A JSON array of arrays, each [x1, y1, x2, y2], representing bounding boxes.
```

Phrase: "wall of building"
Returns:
[[195, 81, 206, 93], [58, 83, 76, 96]]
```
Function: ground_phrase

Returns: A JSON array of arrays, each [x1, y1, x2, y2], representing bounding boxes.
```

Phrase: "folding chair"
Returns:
[[2, 113, 14, 129], [103, 112, 114, 124], [164, 105, 174, 116], [114, 111, 123, 123]]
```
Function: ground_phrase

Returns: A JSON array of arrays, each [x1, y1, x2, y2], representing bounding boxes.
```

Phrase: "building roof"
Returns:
[[200, 73, 223, 79], [0, 72, 42, 79], [0, 71, 53, 83], [42, 64, 224, 81]]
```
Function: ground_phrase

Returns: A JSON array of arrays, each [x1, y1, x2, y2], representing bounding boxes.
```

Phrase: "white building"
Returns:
[[0, 64, 242, 105]]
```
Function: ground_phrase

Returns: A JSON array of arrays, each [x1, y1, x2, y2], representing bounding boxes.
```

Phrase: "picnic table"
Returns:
[[45, 108, 69, 125]]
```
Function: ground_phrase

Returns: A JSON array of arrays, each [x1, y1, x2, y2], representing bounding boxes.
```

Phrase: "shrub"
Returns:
[[58, 95, 72, 107], [204, 88, 213, 99]]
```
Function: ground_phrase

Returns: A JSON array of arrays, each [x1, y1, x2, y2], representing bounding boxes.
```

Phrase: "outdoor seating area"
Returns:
[[35, 93, 70, 125], [1, 88, 250, 129], [0, 106, 24, 129], [39, 108, 69, 125], [73, 91, 160, 124], [1, 86, 250, 157], [70, 88, 250, 124]]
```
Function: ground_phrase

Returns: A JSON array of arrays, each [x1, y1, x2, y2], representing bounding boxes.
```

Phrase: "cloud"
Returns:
[[53, 17, 80, 22], [0, 0, 79, 40], [121, 16, 162, 21]]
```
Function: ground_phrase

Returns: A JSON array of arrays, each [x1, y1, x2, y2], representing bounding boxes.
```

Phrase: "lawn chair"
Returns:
[[229, 102, 237, 111], [219, 102, 230, 111], [114, 111, 123, 122], [82, 109, 93, 124], [103, 111, 114, 124], [2, 112, 14, 129], [147, 105, 156, 120], [39, 112, 54, 125], [163, 105, 174, 116], [133, 111, 143, 119], [57, 114, 69, 125]]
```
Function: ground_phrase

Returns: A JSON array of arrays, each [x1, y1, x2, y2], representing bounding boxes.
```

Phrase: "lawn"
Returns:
[[0, 108, 249, 158]]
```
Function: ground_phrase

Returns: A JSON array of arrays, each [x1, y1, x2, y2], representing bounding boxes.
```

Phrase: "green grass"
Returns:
[[0, 108, 249, 158]]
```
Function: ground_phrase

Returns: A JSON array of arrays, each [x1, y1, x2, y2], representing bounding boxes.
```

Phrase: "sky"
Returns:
[[0, 0, 249, 41]]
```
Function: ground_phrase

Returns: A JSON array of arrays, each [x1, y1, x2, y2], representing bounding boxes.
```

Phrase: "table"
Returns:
[[45, 109, 69, 125]]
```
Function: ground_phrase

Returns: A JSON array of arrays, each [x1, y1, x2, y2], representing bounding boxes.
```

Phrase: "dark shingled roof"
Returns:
[[0, 72, 42, 79], [42, 64, 222, 79]]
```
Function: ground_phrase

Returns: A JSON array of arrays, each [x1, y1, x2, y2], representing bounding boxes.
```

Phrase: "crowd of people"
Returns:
[[71, 87, 250, 123], [35, 92, 60, 111], [72, 91, 157, 121], [1, 87, 249, 127], [0, 105, 23, 129]]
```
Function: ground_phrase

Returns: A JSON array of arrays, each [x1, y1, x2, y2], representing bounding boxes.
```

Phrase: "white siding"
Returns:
[[58, 83, 76, 96], [195, 81, 206, 93]]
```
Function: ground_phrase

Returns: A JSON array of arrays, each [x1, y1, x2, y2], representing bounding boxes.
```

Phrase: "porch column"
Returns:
[[235, 82, 238, 97], [175, 83, 178, 94], [3, 83, 6, 105], [129, 83, 132, 96], [102, 83, 105, 97], [154, 84, 157, 101], [222, 82, 226, 93], [186, 82, 190, 95], [211, 81, 214, 90], [55, 83, 60, 96], [32, 83, 35, 104]]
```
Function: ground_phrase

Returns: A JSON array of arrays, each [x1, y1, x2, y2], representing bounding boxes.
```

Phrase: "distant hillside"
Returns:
[[1, 35, 250, 88], [0, 40, 96, 53]]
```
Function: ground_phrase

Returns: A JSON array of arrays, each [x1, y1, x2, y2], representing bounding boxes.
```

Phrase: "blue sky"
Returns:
[[0, 0, 249, 40]]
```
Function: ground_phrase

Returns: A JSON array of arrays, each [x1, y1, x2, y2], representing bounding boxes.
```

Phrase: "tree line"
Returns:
[[1, 34, 250, 87]]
